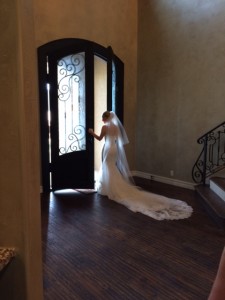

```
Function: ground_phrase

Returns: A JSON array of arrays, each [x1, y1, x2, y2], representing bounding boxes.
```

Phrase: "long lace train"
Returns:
[[97, 141, 192, 221]]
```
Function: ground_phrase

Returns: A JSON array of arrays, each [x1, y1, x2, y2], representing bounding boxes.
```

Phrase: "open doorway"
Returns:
[[94, 55, 107, 186], [38, 38, 124, 192]]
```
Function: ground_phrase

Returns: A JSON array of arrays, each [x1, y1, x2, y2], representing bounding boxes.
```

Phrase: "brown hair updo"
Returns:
[[102, 111, 111, 119]]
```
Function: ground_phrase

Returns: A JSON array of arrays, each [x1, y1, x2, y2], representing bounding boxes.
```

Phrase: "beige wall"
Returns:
[[137, 0, 225, 183], [34, 0, 138, 168], [0, 0, 43, 299]]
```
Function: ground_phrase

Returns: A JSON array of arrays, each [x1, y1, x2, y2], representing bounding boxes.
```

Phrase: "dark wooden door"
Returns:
[[48, 49, 94, 190]]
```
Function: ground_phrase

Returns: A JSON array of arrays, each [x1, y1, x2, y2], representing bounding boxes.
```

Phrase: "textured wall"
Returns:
[[34, 0, 138, 168], [137, 0, 225, 183], [0, 0, 26, 298], [0, 0, 43, 299]]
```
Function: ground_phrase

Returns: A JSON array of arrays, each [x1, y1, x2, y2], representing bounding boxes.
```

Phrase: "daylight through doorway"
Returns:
[[94, 55, 107, 188]]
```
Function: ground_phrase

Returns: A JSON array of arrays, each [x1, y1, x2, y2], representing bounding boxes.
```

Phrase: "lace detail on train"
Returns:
[[97, 135, 193, 221]]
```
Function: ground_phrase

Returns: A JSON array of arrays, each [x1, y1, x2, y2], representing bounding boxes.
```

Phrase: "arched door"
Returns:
[[38, 39, 124, 192]]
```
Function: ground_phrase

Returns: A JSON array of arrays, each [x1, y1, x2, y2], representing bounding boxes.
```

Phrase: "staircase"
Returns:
[[196, 177, 225, 228], [192, 121, 225, 228]]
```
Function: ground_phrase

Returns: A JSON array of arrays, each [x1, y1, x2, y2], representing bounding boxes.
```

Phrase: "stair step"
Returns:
[[196, 184, 225, 228], [210, 177, 225, 201]]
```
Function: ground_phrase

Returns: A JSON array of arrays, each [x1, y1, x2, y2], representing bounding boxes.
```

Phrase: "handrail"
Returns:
[[192, 121, 225, 185], [197, 121, 225, 142]]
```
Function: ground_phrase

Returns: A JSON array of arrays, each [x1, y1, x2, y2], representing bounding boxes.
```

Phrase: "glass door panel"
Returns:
[[57, 53, 86, 155]]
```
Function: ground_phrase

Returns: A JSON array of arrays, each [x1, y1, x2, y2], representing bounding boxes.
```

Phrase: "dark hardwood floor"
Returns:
[[41, 178, 225, 300]]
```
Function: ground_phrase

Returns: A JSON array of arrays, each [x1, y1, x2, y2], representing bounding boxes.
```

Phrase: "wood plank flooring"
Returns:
[[41, 178, 225, 300]]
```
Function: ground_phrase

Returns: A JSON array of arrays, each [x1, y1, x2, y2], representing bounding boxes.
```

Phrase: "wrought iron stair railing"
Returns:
[[192, 121, 225, 185]]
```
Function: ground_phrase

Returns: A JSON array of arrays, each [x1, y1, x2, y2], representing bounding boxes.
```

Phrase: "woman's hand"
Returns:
[[88, 126, 106, 141]]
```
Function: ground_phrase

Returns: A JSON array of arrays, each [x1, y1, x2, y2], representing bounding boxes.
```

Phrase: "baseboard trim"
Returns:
[[132, 170, 196, 190], [40, 172, 196, 192]]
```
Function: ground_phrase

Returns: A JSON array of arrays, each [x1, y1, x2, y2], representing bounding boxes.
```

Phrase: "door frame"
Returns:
[[38, 38, 124, 192]]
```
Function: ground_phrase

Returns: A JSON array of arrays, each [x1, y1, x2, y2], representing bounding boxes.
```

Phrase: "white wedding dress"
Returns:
[[97, 112, 193, 221]]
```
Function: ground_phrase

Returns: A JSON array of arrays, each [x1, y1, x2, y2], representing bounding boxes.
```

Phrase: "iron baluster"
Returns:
[[192, 121, 225, 184], [202, 137, 208, 185]]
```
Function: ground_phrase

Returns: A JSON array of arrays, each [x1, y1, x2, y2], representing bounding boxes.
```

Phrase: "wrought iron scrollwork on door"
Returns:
[[57, 53, 86, 155]]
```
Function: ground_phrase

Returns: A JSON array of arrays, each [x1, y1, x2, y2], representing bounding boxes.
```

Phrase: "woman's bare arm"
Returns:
[[88, 125, 107, 141]]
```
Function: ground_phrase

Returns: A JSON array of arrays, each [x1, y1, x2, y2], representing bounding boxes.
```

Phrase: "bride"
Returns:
[[88, 111, 192, 221]]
